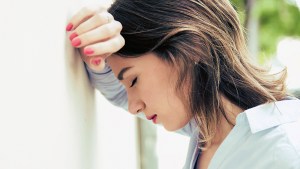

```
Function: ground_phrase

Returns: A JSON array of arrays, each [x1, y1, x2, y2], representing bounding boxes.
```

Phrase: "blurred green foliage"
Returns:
[[231, 0, 300, 62], [230, 0, 247, 25]]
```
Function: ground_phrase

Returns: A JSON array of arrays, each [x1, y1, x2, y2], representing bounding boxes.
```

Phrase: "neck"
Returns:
[[208, 95, 244, 146]]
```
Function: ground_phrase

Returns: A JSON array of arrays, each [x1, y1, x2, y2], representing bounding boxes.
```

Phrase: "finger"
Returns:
[[66, 6, 106, 31], [81, 34, 125, 56], [88, 56, 107, 72], [83, 53, 110, 72], [79, 48, 109, 65], [72, 12, 114, 37], [71, 21, 123, 48]]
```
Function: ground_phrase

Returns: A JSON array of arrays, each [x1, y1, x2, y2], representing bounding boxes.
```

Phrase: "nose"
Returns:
[[128, 93, 145, 115]]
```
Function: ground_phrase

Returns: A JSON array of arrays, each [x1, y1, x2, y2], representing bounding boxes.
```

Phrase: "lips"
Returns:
[[146, 114, 157, 120]]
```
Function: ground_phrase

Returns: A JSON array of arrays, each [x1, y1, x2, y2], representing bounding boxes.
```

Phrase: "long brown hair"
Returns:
[[108, 0, 287, 146]]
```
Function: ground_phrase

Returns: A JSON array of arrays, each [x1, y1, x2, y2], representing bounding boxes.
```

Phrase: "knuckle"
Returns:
[[114, 21, 123, 32], [111, 36, 124, 50], [95, 12, 104, 22], [95, 12, 113, 25], [103, 25, 114, 36], [107, 13, 114, 21], [98, 6, 107, 12], [112, 39, 119, 49], [103, 22, 122, 36], [119, 35, 125, 47]]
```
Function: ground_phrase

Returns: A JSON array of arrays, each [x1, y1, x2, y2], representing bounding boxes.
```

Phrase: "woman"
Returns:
[[66, 0, 300, 168]]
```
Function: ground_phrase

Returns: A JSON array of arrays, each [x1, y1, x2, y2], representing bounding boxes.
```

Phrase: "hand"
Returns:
[[66, 5, 125, 72]]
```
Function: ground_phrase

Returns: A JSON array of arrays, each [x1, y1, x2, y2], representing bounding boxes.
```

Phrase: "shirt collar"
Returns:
[[244, 99, 300, 133]]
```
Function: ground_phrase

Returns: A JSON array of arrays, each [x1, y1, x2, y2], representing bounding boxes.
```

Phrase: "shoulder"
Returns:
[[272, 117, 300, 168], [244, 99, 300, 168], [272, 137, 300, 168], [244, 99, 300, 133]]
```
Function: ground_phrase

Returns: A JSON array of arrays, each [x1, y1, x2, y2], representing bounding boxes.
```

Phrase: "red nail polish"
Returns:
[[92, 58, 101, 66], [84, 48, 94, 55], [69, 32, 78, 40], [71, 38, 81, 46], [66, 23, 73, 31]]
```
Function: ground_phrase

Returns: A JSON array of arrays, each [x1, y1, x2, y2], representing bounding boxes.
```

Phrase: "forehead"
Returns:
[[107, 53, 162, 71], [107, 54, 135, 68], [106, 53, 175, 78]]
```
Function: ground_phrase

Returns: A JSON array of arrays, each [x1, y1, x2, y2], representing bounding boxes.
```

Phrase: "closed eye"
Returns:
[[130, 77, 138, 88]]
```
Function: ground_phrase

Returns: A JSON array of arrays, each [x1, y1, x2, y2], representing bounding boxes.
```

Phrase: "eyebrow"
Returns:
[[117, 67, 132, 80]]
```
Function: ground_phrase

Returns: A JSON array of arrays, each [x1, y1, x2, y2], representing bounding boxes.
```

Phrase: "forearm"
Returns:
[[85, 63, 128, 110]]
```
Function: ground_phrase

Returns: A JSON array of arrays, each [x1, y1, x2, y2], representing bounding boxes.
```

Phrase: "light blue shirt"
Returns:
[[86, 65, 300, 169], [183, 99, 300, 169]]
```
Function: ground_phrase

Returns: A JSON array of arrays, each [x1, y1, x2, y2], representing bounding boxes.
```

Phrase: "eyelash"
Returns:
[[130, 77, 138, 88]]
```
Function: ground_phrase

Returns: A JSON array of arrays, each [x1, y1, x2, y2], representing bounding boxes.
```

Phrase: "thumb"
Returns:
[[79, 48, 107, 72], [87, 57, 106, 72]]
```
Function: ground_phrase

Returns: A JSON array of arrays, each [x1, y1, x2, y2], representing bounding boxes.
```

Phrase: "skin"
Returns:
[[107, 53, 191, 131], [107, 53, 244, 169], [197, 97, 244, 169], [67, 6, 244, 168]]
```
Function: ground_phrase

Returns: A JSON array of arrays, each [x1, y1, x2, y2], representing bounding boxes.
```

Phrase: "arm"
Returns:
[[68, 5, 195, 137], [86, 63, 150, 121], [86, 63, 128, 109]]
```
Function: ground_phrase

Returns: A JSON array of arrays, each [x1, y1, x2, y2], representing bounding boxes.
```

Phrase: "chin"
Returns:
[[163, 121, 190, 132]]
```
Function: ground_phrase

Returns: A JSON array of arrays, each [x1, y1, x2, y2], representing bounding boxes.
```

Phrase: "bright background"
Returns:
[[0, 0, 299, 169]]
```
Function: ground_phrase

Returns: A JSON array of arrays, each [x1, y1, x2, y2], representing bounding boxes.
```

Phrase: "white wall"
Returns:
[[0, 0, 138, 168]]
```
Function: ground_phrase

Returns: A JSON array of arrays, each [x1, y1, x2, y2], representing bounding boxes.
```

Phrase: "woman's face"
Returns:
[[107, 53, 191, 131]]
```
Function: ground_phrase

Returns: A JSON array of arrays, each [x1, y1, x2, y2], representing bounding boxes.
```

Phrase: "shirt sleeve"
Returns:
[[85, 63, 128, 110], [86, 63, 147, 121]]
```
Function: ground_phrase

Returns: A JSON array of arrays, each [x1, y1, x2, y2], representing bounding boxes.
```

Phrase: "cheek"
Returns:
[[163, 110, 190, 131], [139, 71, 191, 129], [138, 77, 168, 104], [160, 91, 191, 131]]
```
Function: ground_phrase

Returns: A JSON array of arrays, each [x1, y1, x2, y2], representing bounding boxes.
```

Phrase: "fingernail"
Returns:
[[92, 58, 101, 66], [69, 32, 78, 40], [66, 23, 73, 31], [84, 47, 94, 55], [71, 38, 81, 47]]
